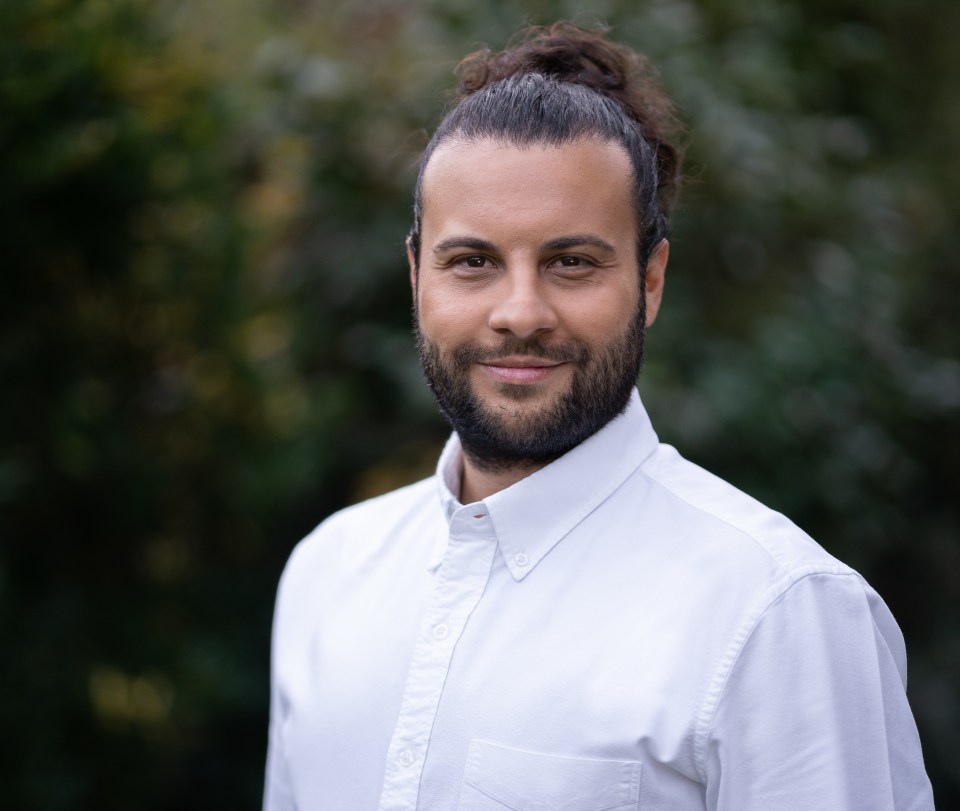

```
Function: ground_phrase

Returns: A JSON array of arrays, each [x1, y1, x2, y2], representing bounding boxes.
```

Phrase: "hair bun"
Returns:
[[459, 23, 629, 97], [455, 22, 685, 213]]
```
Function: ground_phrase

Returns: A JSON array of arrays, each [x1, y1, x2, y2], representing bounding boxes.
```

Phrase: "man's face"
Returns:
[[411, 137, 667, 471]]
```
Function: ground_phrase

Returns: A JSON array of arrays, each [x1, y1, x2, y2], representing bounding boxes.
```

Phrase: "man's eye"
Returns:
[[553, 255, 593, 271], [465, 256, 487, 268]]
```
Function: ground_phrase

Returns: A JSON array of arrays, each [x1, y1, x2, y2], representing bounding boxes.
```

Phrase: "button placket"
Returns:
[[378, 515, 497, 811]]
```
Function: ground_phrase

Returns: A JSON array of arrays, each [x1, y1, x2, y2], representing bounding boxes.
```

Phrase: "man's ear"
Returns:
[[644, 239, 669, 327], [406, 237, 417, 298]]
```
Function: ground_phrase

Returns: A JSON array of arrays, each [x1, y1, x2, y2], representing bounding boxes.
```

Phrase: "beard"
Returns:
[[415, 307, 646, 473]]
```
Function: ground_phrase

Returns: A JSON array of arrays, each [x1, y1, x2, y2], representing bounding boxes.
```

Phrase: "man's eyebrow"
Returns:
[[431, 234, 617, 255], [542, 235, 616, 253], [432, 236, 497, 254]]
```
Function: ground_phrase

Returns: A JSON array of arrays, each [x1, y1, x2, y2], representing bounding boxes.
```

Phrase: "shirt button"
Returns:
[[473, 513, 486, 519], [432, 623, 449, 640], [398, 748, 415, 767], [515, 552, 529, 567]]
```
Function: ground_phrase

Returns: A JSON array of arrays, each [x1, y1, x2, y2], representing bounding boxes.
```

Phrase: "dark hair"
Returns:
[[409, 22, 685, 269]]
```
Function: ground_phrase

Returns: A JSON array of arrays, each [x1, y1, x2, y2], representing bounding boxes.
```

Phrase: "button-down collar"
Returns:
[[434, 389, 660, 580]]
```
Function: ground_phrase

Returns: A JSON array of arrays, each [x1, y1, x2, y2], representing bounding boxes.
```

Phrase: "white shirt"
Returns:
[[264, 390, 933, 810]]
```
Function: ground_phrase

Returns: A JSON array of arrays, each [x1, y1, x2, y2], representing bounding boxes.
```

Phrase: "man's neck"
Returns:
[[459, 454, 549, 504]]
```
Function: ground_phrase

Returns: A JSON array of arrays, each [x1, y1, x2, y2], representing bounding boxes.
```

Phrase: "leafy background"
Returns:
[[2, 0, 957, 807]]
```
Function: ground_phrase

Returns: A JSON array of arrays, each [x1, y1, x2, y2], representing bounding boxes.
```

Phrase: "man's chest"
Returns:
[[283, 533, 725, 810]]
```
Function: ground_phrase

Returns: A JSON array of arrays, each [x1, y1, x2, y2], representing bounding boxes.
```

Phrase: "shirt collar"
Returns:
[[433, 389, 659, 580]]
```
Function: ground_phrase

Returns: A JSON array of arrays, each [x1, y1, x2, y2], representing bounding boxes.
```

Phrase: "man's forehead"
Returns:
[[417, 137, 637, 254], [422, 135, 630, 175], [419, 137, 634, 211]]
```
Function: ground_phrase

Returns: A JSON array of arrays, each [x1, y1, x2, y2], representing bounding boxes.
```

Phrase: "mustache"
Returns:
[[450, 338, 589, 368]]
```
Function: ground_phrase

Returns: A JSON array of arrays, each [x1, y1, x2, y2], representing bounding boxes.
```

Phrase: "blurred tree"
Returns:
[[0, 0, 288, 805], [1, 0, 956, 808]]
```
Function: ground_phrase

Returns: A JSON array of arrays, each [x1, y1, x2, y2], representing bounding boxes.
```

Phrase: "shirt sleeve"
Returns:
[[263, 563, 297, 811], [701, 570, 934, 811], [263, 689, 293, 810]]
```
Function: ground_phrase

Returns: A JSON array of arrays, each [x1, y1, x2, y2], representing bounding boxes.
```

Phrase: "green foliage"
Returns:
[[2, 0, 957, 807]]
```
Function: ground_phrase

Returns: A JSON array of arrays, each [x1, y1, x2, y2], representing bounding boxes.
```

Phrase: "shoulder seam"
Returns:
[[691, 567, 865, 782]]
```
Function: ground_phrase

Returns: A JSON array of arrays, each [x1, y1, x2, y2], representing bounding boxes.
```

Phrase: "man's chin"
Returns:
[[464, 398, 570, 452], [487, 381, 558, 403]]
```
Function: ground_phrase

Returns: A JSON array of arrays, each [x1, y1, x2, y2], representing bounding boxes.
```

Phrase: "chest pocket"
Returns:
[[457, 740, 642, 811]]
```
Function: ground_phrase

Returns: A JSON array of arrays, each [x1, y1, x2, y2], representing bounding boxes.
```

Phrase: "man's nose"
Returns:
[[486, 269, 559, 340]]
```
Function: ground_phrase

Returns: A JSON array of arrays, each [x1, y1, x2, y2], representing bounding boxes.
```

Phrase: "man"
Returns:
[[264, 22, 933, 810]]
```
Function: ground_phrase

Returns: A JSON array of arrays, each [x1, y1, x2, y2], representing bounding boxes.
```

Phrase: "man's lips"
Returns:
[[477, 356, 567, 384]]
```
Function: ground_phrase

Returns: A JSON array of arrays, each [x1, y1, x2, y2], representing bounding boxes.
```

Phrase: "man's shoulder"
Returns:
[[634, 443, 909, 689], [313, 475, 438, 534], [281, 475, 440, 582], [305, 475, 438, 546], [638, 442, 848, 578]]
